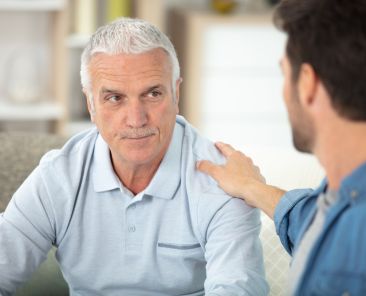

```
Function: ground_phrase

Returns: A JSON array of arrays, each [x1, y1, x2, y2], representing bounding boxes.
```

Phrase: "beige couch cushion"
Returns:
[[0, 132, 68, 295], [258, 149, 325, 296]]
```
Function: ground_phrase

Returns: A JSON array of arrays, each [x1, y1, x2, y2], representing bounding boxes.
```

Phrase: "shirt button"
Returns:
[[130, 204, 136, 210], [128, 226, 136, 232], [350, 190, 358, 199]]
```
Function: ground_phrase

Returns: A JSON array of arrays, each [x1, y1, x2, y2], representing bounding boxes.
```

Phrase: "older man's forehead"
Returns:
[[90, 48, 170, 64], [90, 51, 171, 75]]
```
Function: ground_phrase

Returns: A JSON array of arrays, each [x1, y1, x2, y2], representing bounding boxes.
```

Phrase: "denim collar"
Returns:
[[338, 161, 366, 204]]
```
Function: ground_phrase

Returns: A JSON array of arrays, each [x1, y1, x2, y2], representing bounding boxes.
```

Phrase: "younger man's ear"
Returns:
[[297, 63, 317, 108]]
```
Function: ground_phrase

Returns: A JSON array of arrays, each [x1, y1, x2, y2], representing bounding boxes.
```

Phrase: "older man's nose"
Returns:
[[126, 100, 148, 128]]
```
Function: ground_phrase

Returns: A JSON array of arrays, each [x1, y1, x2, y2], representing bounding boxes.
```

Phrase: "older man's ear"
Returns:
[[175, 78, 183, 113], [83, 90, 95, 123]]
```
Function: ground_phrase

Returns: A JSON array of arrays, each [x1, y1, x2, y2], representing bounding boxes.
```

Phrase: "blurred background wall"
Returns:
[[0, 0, 323, 189]]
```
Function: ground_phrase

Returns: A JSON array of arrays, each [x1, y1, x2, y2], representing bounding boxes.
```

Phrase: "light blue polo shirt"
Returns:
[[0, 116, 268, 295]]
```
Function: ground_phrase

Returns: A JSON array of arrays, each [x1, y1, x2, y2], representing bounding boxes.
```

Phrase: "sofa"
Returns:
[[0, 132, 69, 296], [0, 132, 325, 295]]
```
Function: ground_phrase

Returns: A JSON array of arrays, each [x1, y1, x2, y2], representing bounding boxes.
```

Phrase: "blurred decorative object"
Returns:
[[6, 49, 41, 104], [74, 0, 96, 35], [106, 0, 131, 23], [242, 0, 269, 12], [133, 0, 165, 32], [211, 0, 238, 14]]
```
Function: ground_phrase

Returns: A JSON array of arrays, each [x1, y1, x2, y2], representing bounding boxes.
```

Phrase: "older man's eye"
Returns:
[[148, 90, 162, 99], [107, 95, 121, 102]]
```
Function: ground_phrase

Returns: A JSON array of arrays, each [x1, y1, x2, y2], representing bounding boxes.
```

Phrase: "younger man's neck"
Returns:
[[315, 122, 366, 190]]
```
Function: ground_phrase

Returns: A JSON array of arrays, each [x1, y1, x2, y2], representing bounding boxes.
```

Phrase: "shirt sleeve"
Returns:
[[0, 166, 55, 294], [202, 197, 269, 296], [273, 188, 317, 255]]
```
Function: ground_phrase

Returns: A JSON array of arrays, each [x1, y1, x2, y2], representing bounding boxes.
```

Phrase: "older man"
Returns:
[[0, 18, 268, 295], [198, 0, 366, 295]]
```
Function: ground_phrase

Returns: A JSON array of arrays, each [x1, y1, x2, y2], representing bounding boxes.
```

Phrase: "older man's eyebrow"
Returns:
[[98, 85, 168, 98], [142, 84, 166, 95], [97, 88, 127, 103], [100, 87, 124, 95]]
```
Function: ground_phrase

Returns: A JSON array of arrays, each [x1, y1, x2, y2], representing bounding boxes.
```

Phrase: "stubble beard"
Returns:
[[289, 90, 314, 154]]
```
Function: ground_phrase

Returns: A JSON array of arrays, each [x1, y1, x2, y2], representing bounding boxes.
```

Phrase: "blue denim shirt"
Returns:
[[274, 162, 366, 295]]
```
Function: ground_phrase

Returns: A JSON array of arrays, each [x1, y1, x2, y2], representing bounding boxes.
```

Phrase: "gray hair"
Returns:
[[80, 17, 180, 96]]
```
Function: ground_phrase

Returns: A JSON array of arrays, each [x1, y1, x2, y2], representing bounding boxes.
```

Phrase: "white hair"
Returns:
[[80, 18, 180, 100]]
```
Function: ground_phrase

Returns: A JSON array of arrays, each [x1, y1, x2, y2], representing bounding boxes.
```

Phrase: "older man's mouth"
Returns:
[[126, 135, 154, 140], [119, 128, 158, 140]]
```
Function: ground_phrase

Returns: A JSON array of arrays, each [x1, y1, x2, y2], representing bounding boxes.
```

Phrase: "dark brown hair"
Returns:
[[274, 0, 366, 120]]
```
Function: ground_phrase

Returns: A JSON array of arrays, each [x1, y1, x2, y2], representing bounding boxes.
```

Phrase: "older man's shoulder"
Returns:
[[178, 116, 225, 164], [39, 127, 99, 171], [179, 116, 230, 201]]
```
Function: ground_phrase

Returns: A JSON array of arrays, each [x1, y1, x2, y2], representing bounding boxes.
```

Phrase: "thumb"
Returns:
[[196, 160, 220, 179]]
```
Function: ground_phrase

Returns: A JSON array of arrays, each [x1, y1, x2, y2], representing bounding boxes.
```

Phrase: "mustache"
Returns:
[[119, 127, 158, 139]]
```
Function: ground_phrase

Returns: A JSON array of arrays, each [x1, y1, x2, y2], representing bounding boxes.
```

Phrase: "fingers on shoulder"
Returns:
[[216, 142, 251, 161], [231, 150, 254, 165], [215, 142, 237, 157], [197, 160, 221, 178]]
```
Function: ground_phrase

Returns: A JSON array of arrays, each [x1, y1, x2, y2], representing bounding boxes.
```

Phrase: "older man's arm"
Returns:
[[0, 168, 54, 294], [203, 197, 269, 296]]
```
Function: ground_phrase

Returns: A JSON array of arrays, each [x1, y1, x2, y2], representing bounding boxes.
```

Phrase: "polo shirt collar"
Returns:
[[92, 122, 183, 199], [143, 122, 183, 200], [93, 135, 120, 192]]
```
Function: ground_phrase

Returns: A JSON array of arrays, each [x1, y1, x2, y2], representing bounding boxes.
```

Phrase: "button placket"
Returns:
[[128, 225, 136, 233], [125, 201, 140, 251], [126, 205, 137, 233]]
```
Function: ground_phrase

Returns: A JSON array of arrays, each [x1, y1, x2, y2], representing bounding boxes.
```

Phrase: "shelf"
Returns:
[[66, 34, 90, 48], [0, 0, 65, 11], [0, 101, 63, 121]]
